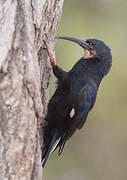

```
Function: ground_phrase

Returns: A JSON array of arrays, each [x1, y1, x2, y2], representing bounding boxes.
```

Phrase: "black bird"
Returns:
[[42, 36, 112, 167]]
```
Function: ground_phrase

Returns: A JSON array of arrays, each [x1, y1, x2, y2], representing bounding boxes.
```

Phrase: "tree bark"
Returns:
[[0, 0, 64, 179]]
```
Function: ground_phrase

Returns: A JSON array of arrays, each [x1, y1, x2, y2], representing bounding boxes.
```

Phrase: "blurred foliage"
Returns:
[[44, 0, 127, 179]]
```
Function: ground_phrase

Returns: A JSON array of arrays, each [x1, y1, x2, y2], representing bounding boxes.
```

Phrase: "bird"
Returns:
[[42, 36, 112, 168]]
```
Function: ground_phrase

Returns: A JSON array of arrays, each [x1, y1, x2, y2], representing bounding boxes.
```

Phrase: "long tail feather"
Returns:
[[42, 131, 58, 168], [50, 137, 61, 154]]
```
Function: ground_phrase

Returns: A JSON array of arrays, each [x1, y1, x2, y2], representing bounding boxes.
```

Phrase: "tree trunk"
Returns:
[[0, 0, 64, 179]]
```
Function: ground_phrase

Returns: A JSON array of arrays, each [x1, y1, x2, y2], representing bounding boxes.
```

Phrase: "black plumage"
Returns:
[[42, 36, 112, 167]]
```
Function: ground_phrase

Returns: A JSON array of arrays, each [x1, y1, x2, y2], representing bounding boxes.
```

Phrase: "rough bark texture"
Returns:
[[0, 0, 64, 179]]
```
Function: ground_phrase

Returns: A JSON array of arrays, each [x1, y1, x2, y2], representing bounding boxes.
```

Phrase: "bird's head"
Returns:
[[56, 36, 111, 61]]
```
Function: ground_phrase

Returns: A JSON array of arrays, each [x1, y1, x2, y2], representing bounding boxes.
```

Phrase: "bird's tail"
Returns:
[[42, 129, 60, 168]]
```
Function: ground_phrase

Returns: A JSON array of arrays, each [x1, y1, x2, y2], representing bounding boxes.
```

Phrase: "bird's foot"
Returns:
[[39, 114, 48, 127], [43, 40, 56, 67], [41, 120, 48, 128]]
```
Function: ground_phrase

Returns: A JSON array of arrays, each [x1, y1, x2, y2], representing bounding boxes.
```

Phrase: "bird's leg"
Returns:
[[39, 114, 48, 128], [39, 114, 45, 124], [43, 40, 67, 80], [43, 40, 56, 67]]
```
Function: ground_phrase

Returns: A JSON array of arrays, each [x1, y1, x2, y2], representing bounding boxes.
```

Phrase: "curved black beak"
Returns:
[[56, 36, 89, 49]]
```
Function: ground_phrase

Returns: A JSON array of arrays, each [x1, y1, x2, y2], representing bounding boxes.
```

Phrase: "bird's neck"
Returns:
[[71, 57, 111, 87]]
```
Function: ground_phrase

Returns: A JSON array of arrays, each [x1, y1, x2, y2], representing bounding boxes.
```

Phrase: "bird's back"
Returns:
[[46, 67, 97, 128]]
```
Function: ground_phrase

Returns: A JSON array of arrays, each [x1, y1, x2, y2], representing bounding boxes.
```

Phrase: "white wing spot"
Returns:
[[70, 108, 75, 118]]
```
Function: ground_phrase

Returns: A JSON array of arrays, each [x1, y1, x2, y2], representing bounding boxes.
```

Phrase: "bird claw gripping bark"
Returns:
[[43, 40, 56, 67], [39, 114, 48, 128]]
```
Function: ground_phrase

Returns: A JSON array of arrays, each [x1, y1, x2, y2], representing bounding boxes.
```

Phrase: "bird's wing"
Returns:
[[74, 84, 97, 129], [42, 83, 97, 159], [52, 83, 97, 156], [63, 83, 97, 142]]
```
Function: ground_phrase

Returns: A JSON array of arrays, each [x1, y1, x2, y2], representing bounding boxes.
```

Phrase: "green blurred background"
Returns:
[[44, 0, 127, 179]]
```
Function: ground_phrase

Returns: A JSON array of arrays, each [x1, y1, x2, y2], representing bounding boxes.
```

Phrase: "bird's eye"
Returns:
[[86, 40, 96, 48], [91, 42, 96, 46]]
